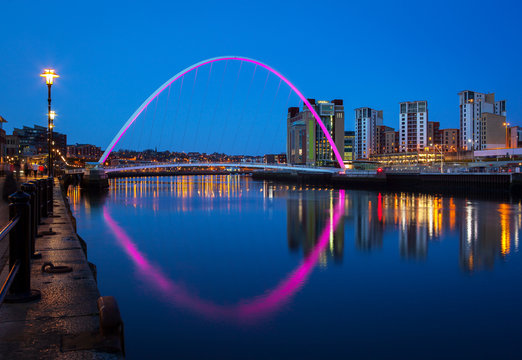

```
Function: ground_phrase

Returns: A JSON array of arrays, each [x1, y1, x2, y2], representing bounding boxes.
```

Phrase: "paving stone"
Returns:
[[0, 179, 123, 359]]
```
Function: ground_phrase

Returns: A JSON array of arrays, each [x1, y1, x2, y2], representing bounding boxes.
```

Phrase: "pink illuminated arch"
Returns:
[[99, 56, 345, 169]]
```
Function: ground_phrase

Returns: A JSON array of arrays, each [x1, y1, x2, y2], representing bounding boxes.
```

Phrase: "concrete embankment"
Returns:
[[252, 171, 522, 196], [0, 178, 124, 358]]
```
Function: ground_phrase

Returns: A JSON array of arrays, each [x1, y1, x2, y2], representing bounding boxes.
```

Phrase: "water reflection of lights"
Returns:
[[102, 190, 345, 323], [68, 177, 522, 276], [499, 204, 511, 256]]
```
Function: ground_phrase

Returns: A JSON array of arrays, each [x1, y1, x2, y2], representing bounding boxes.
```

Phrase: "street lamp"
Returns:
[[40, 69, 59, 177], [503, 122, 510, 149], [49, 110, 56, 128], [435, 144, 444, 173], [468, 139, 475, 162]]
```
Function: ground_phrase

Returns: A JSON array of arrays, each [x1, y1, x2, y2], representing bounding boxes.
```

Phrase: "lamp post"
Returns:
[[435, 144, 444, 173], [40, 69, 59, 177], [503, 122, 510, 149], [468, 139, 474, 163]]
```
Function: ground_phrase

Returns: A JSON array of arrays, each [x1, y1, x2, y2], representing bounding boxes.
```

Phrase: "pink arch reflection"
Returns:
[[102, 190, 345, 323], [99, 56, 345, 169]]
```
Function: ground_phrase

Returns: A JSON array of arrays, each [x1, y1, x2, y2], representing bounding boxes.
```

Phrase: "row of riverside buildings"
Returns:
[[354, 91, 509, 161], [287, 90, 514, 167], [0, 117, 102, 163]]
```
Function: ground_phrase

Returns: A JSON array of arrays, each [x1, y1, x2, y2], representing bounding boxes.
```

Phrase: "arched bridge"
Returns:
[[98, 56, 346, 171]]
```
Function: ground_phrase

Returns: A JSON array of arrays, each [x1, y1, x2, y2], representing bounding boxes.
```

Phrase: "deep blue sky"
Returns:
[[1, 0, 521, 154]]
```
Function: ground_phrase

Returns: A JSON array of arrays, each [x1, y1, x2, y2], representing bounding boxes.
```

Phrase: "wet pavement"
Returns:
[[0, 179, 123, 359]]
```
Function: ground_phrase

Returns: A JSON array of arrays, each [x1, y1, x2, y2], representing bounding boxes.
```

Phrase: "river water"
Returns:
[[68, 175, 522, 359]]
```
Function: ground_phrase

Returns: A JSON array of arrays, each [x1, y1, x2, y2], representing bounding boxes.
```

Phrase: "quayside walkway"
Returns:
[[0, 178, 123, 359]]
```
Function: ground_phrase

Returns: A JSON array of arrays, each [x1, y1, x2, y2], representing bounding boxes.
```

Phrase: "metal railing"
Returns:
[[0, 177, 54, 305], [0, 216, 20, 304]]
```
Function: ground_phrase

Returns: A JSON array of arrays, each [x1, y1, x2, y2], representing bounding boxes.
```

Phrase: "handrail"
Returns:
[[0, 216, 21, 305], [1, 186, 45, 304], [0, 260, 20, 304], [0, 216, 20, 242]]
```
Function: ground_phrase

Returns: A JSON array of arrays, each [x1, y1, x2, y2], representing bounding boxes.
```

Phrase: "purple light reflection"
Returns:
[[102, 189, 345, 323]]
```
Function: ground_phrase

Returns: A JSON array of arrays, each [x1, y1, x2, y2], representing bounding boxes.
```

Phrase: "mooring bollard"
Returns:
[[38, 179, 48, 218], [28, 180, 41, 226], [5, 191, 41, 303], [47, 177, 53, 215], [97, 296, 125, 355], [20, 183, 41, 259]]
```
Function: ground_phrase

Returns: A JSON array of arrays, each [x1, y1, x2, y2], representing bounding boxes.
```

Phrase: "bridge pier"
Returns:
[[80, 168, 109, 191]]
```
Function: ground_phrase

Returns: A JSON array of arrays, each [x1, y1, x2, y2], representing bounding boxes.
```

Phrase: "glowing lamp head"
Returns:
[[40, 69, 59, 85], [49, 110, 56, 120], [377, 167, 383, 173]]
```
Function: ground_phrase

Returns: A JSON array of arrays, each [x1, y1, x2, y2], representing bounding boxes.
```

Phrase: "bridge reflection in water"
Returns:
[[101, 190, 345, 322], [67, 175, 521, 275], [66, 175, 522, 358]]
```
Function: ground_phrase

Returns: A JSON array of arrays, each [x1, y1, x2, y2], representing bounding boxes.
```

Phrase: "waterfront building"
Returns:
[[440, 128, 459, 152], [264, 154, 287, 164], [508, 126, 522, 148], [354, 107, 383, 159], [370, 151, 443, 165], [376, 125, 397, 154], [5, 135, 20, 157], [344, 131, 355, 161], [13, 124, 67, 157], [287, 107, 306, 165], [0, 116, 6, 161], [287, 99, 344, 167], [458, 90, 506, 150], [67, 143, 103, 160], [399, 100, 428, 153], [427, 121, 441, 148], [480, 113, 507, 149]]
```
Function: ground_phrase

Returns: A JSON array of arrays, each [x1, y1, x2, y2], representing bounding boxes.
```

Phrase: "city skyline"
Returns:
[[0, 0, 521, 152]]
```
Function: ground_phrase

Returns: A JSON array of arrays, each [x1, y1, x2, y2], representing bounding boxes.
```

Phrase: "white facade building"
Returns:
[[354, 107, 383, 159], [459, 90, 506, 150], [399, 101, 428, 152]]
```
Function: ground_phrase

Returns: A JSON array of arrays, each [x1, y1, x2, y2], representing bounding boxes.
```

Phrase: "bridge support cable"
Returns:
[[245, 71, 269, 156], [180, 68, 199, 152], [217, 61, 243, 154], [269, 88, 293, 153], [99, 56, 345, 169], [231, 64, 257, 154], [157, 84, 172, 150], [254, 78, 281, 156], [135, 105, 148, 154], [168, 75, 185, 152], [204, 61, 228, 154], [193, 63, 213, 152], [146, 97, 160, 151]]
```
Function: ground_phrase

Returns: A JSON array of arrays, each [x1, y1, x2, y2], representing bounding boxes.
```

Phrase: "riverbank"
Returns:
[[0, 179, 124, 358], [252, 171, 522, 198]]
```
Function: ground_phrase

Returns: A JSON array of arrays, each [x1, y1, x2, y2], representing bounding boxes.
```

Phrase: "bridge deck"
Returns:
[[103, 162, 341, 174]]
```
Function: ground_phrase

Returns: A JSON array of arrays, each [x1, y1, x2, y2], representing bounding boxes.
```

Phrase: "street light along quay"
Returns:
[[40, 69, 59, 177], [503, 121, 510, 149]]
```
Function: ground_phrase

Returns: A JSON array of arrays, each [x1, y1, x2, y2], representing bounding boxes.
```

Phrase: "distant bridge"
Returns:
[[103, 162, 341, 174]]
